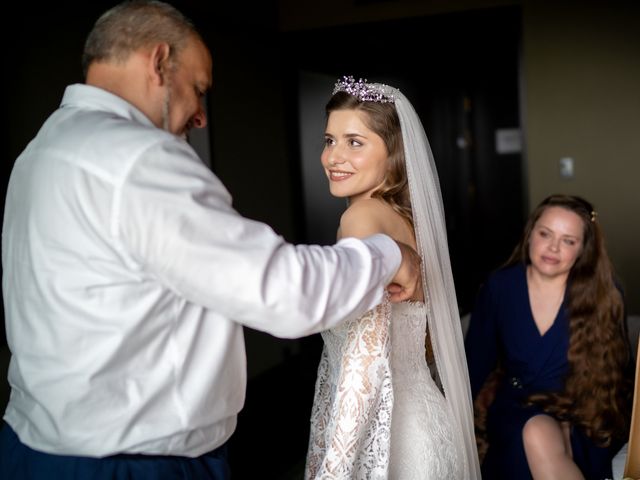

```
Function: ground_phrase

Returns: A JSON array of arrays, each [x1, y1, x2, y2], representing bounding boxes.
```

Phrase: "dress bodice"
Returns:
[[389, 301, 429, 381], [320, 301, 432, 387], [466, 263, 570, 399]]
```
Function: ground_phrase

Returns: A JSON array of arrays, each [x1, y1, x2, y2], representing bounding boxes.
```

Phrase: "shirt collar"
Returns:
[[61, 84, 156, 129]]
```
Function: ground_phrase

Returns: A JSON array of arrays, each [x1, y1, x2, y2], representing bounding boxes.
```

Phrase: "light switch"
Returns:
[[559, 157, 574, 179]]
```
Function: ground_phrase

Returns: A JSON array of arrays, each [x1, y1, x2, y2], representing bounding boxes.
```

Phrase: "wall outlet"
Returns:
[[559, 157, 574, 179]]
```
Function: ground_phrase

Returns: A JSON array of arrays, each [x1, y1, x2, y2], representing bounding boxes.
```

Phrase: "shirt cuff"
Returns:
[[359, 233, 401, 285]]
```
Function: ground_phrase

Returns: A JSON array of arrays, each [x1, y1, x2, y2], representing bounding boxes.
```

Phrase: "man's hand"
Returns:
[[387, 241, 421, 303]]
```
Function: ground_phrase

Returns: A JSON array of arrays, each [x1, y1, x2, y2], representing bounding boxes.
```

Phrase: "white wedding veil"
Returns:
[[356, 80, 481, 479], [393, 87, 481, 479]]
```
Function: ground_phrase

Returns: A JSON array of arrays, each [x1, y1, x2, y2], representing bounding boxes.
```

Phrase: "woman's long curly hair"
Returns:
[[506, 194, 632, 446], [325, 91, 413, 227]]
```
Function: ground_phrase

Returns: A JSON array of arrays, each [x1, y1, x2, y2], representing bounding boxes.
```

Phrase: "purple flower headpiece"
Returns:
[[332, 75, 396, 104]]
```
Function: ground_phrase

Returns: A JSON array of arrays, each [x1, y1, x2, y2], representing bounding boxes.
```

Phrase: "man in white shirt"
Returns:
[[0, 2, 419, 479]]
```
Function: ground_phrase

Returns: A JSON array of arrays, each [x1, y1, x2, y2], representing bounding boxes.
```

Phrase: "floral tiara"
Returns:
[[332, 75, 396, 104]]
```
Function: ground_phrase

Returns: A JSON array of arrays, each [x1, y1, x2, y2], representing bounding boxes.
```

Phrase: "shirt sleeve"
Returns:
[[306, 299, 393, 479], [117, 139, 401, 337]]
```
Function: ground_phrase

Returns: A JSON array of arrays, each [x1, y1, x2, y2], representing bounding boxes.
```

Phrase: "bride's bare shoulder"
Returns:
[[339, 198, 399, 239]]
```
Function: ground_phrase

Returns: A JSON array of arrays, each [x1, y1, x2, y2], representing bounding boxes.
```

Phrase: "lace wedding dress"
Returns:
[[305, 298, 463, 479]]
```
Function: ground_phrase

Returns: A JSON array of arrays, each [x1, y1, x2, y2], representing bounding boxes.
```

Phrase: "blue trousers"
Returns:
[[0, 423, 231, 480]]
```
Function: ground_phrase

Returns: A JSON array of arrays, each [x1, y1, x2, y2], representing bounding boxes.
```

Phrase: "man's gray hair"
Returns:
[[82, 0, 199, 77]]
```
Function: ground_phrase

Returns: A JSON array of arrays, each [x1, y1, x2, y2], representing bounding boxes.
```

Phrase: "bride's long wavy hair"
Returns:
[[506, 194, 631, 446], [325, 91, 413, 227]]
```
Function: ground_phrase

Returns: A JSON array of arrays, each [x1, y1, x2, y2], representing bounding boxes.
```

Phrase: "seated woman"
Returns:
[[465, 194, 632, 479]]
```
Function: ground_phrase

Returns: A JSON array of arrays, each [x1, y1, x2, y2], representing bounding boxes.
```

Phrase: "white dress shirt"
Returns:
[[1, 84, 400, 457]]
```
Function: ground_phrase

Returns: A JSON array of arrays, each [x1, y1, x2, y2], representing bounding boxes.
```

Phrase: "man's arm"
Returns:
[[118, 141, 420, 337], [386, 240, 421, 303]]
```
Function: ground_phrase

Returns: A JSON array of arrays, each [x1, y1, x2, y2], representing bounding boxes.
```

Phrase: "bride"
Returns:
[[304, 77, 481, 479]]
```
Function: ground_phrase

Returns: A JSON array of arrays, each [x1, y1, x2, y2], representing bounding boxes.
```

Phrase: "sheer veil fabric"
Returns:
[[388, 84, 481, 479]]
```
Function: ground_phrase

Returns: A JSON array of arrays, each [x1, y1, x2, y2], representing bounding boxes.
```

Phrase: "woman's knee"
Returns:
[[523, 415, 565, 457]]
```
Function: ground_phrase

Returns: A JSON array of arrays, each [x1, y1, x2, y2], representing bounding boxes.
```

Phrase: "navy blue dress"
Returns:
[[465, 263, 618, 480]]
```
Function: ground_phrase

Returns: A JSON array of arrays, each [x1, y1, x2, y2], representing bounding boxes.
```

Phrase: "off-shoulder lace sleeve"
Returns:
[[305, 298, 393, 479]]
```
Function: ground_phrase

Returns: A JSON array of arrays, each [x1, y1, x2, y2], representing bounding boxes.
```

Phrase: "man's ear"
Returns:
[[148, 42, 171, 86]]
